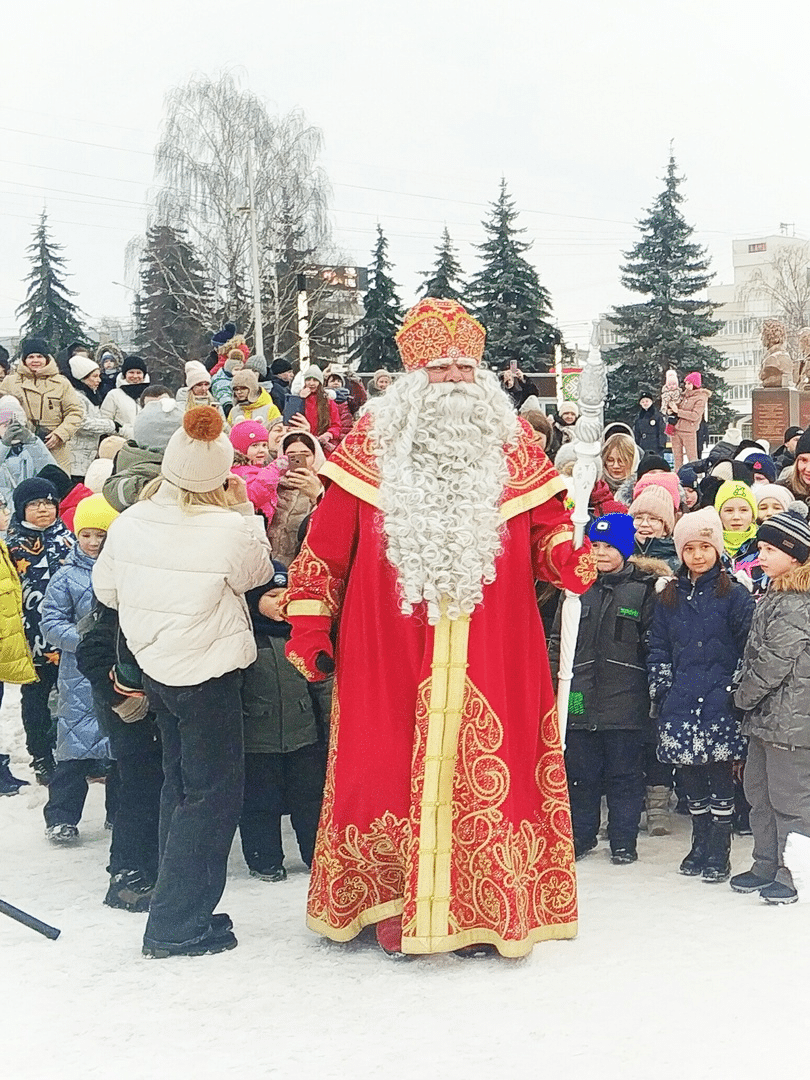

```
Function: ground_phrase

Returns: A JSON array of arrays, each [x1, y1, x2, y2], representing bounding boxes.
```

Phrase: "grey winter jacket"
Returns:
[[735, 563, 810, 748], [41, 545, 112, 762]]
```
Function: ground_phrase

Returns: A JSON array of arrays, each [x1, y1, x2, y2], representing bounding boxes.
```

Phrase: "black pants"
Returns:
[[240, 744, 327, 871], [44, 758, 117, 827], [92, 689, 163, 882], [566, 729, 645, 848], [20, 664, 57, 761], [644, 742, 675, 788], [143, 671, 244, 947], [677, 760, 735, 818]]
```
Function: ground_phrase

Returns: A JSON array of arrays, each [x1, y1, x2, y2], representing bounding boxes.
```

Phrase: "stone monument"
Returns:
[[752, 319, 798, 442]]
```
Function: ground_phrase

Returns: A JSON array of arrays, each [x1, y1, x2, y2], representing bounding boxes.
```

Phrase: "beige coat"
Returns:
[[0, 360, 83, 473]]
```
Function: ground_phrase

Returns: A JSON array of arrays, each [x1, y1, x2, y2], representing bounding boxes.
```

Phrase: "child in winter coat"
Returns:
[[0, 522, 36, 794], [40, 494, 119, 843], [5, 477, 74, 784], [755, 483, 792, 523], [733, 504, 810, 904], [76, 601, 163, 911], [629, 482, 679, 571], [229, 420, 283, 526], [0, 395, 58, 506], [671, 372, 711, 470], [648, 508, 755, 882], [239, 562, 331, 881], [549, 514, 670, 864], [715, 479, 765, 597]]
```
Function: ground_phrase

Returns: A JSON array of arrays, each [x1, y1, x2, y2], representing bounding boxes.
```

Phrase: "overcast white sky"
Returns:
[[1, 0, 805, 349]]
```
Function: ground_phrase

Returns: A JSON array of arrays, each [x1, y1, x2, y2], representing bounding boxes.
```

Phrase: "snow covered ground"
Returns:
[[2, 682, 808, 1080]]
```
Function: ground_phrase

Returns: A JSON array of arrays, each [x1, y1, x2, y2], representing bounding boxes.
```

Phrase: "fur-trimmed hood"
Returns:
[[770, 561, 810, 594], [629, 554, 675, 580], [94, 342, 124, 368]]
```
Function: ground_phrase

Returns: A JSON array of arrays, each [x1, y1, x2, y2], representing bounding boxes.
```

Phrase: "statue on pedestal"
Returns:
[[796, 327, 810, 391], [759, 319, 794, 388]]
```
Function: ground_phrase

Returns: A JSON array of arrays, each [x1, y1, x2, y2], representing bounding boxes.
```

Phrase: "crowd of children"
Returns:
[[3, 335, 810, 961]]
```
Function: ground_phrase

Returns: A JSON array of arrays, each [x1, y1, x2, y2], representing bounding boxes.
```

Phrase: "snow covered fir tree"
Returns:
[[607, 155, 734, 428], [419, 227, 466, 302], [350, 225, 403, 372], [15, 210, 87, 351], [135, 224, 214, 386], [468, 179, 559, 371]]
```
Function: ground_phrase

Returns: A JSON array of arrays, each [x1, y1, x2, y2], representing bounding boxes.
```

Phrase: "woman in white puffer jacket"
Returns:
[[93, 406, 272, 958]]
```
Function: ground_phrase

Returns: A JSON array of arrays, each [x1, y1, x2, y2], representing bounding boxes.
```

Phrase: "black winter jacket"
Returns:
[[633, 405, 667, 455], [549, 557, 670, 732]]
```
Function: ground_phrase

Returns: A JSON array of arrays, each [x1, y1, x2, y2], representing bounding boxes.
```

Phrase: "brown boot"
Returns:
[[645, 785, 671, 836]]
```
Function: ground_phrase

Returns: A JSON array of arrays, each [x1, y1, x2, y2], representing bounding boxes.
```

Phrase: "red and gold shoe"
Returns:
[[375, 915, 405, 957]]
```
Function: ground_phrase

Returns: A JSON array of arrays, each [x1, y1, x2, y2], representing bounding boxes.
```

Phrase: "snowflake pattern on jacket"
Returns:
[[647, 564, 754, 764], [5, 515, 74, 663]]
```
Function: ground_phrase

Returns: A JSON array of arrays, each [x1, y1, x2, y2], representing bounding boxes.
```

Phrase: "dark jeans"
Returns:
[[143, 671, 244, 947], [92, 689, 163, 882], [20, 664, 58, 761], [44, 758, 117, 827], [240, 744, 327, 871], [566, 729, 645, 848]]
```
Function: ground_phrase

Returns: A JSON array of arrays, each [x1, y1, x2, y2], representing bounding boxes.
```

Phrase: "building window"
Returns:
[[748, 243, 767, 253]]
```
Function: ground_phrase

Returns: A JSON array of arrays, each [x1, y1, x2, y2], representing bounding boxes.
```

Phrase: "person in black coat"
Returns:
[[268, 358, 294, 414], [549, 513, 671, 864], [75, 602, 163, 912], [633, 390, 668, 456], [238, 562, 330, 882]]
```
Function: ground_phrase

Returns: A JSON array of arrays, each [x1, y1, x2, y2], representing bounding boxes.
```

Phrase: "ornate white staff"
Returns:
[[555, 339, 607, 747]]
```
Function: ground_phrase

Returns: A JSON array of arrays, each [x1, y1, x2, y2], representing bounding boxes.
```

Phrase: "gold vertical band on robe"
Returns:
[[413, 611, 470, 944]]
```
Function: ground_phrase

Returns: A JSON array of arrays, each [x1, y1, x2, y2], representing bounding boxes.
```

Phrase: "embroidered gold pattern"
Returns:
[[286, 537, 344, 615]]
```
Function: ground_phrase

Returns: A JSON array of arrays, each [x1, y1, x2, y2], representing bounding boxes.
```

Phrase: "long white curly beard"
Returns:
[[364, 368, 520, 624]]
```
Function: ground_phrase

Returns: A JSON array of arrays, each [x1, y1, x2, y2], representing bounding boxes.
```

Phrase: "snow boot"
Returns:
[[32, 755, 55, 786], [45, 823, 79, 844], [679, 813, 711, 876], [104, 870, 154, 912], [759, 881, 798, 906], [610, 845, 638, 865], [702, 818, 732, 883], [0, 754, 28, 795], [574, 837, 598, 861], [142, 923, 238, 959], [730, 870, 774, 894], [249, 866, 287, 882], [645, 785, 671, 836]]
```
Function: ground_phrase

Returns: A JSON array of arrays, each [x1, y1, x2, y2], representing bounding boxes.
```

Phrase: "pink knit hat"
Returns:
[[629, 484, 675, 535], [684, 371, 702, 388], [673, 507, 724, 561], [633, 470, 680, 510], [229, 419, 269, 455]]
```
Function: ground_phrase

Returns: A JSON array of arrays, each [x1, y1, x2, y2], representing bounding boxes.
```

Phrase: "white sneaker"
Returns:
[[46, 823, 79, 844]]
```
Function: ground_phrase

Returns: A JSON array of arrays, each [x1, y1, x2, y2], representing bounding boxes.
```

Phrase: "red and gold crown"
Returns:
[[395, 298, 486, 372]]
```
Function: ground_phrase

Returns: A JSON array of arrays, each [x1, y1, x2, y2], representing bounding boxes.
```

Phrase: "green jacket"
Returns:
[[241, 634, 322, 754], [102, 441, 162, 512]]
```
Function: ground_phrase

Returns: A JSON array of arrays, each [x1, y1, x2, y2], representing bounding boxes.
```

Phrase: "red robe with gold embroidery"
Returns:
[[284, 416, 596, 957]]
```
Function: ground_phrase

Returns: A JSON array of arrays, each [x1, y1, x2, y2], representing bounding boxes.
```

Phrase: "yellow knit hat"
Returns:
[[73, 494, 119, 535]]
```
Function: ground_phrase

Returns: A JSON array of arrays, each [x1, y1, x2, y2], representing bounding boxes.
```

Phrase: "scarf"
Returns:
[[715, 479, 758, 557]]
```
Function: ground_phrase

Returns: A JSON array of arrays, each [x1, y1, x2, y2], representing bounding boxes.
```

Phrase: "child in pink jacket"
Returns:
[[229, 421, 282, 526]]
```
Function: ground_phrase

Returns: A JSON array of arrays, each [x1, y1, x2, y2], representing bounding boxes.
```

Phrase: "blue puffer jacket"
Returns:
[[41, 545, 111, 762], [647, 564, 755, 765]]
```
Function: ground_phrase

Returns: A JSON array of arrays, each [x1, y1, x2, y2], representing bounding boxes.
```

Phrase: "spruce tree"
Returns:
[[136, 224, 214, 387], [419, 227, 465, 302], [16, 210, 87, 350], [468, 179, 558, 371], [350, 225, 403, 372], [607, 155, 732, 429]]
